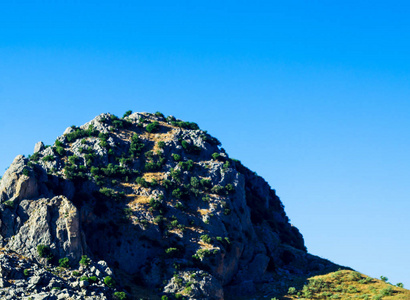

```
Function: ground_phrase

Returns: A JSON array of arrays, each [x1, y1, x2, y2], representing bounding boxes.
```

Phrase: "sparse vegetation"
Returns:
[[37, 244, 53, 260], [280, 270, 410, 300], [42, 155, 55, 162], [59, 257, 70, 268], [104, 276, 116, 288], [79, 255, 90, 266], [146, 121, 160, 133], [65, 124, 98, 143], [113, 292, 127, 300], [123, 110, 132, 118]]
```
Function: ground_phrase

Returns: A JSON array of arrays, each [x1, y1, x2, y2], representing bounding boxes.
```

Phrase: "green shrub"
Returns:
[[104, 276, 116, 288], [113, 292, 127, 300], [161, 296, 169, 300], [144, 159, 165, 172], [79, 255, 90, 266], [4, 200, 14, 208], [59, 257, 70, 268], [42, 155, 55, 162], [55, 140, 64, 147], [162, 179, 173, 190], [200, 178, 212, 189], [99, 187, 124, 201], [89, 276, 98, 283], [172, 154, 181, 161], [55, 146, 65, 156], [155, 111, 165, 118], [200, 234, 212, 244], [348, 271, 362, 281], [72, 271, 81, 276], [80, 276, 89, 281], [211, 185, 224, 194], [302, 285, 312, 298], [397, 282, 404, 288], [37, 244, 53, 260], [179, 159, 194, 171], [212, 152, 221, 160], [380, 287, 393, 296], [288, 287, 296, 294], [225, 183, 235, 193], [29, 152, 40, 162], [222, 160, 230, 171], [192, 249, 212, 260], [157, 141, 165, 148], [23, 269, 30, 276], [129, 134, 144, 158], [172, 188, 183, 199], [165, 247, 180, 257], [123, 110, 132, 118], [22, 168, 30, 176], [181, 140, 201, 155], [135, 177, 149, 188], [380, 275, 388, 282], [146, 121, 160, 133], [171, 121, 199, 130], [65, 125, 99, 143], [149, 198, 161, 210], [190, 177, 200, 188], [175, 202, 184, 210], [170, 168, 182, 183]]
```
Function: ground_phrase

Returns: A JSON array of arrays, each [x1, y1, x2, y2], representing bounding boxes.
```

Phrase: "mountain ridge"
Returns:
[[0, 111, 406, 300]]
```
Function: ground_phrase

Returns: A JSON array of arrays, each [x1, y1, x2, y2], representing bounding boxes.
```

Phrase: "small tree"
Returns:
[[146, 121, 160, 133], [59, 257, 70, 268], [172, 154, 181, 161], [104, 276, 116, 288], [113, 292, 127, 300], [157, 141, 165, 148], [79, 255, 90, 266], [123, 110, 132, 118], [37, 244, 53, 260]]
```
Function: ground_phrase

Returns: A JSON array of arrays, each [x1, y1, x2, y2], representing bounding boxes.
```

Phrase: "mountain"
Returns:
[[0, 111, 407, 300]]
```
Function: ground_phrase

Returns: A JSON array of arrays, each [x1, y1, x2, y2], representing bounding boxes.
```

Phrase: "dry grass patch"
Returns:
[[143, 172, 164, 182], [128, 195, 151, 206], [283, 270, 410, 300], [197, 208, 209, 216]]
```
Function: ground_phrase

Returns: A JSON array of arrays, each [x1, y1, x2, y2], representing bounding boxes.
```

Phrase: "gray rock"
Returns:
[[4, 196, 87, 263], [34, 141, 45, 153], [0, 155, 39, 204], [79, 280, 89, 289]]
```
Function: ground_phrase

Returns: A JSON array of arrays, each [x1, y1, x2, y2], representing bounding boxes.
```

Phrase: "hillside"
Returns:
[[0, 111, 406, 300]]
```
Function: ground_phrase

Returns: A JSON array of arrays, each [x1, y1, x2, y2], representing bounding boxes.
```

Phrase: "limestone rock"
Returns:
[[2, 196, 86, 262], [34, 142, 45, 153], [0, 155, 38, 204]]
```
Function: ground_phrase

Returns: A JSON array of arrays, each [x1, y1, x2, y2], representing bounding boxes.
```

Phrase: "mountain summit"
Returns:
[[0, 111, 407, 300]]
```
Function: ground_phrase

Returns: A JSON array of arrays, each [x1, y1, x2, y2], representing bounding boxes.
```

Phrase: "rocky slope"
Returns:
[[0, 111, 343, 299]]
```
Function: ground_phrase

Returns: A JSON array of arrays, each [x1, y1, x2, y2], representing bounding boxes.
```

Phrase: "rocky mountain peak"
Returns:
[[0, 111, 341, 299]]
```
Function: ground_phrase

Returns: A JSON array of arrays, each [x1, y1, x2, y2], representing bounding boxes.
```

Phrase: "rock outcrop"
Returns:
[[0, 111, 341, 299]]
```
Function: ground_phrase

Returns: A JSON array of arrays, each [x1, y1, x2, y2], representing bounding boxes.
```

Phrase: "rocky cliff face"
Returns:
[[0, 112, 340, 299]]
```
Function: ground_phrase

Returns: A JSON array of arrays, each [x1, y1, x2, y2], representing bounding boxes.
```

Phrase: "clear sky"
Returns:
[[1, 1, 409, 288]]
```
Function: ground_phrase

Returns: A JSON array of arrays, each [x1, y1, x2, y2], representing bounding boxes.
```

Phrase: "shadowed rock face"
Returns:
[[0, 112, 338, 299]]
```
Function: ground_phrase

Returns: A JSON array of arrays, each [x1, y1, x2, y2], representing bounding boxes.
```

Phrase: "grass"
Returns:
[[226, 270, 409, 300], [281, 270, 410, 300]]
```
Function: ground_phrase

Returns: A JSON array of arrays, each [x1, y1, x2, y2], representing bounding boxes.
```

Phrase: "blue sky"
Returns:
[[1, 1, 409, 287]]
